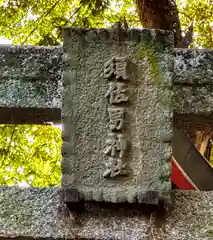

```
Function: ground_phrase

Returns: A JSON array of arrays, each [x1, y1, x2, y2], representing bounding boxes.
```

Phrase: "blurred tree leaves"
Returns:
[[0, 124, 62, 187], [177, 0, 213, 48], [0, 0, 138, 45], [0, 0, 212, 47]]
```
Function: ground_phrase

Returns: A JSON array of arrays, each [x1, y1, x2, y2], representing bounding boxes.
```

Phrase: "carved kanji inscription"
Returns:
[[104, 57, 129, 80], [105, 82, 128, 105], [103, 157, 127, 178], [62, 28, 173, 205], [104, 133, 127, 159], [108, 107, 125, 131]]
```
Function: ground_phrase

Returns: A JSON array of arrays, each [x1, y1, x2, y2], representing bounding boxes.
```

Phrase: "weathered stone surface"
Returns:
[[174, 113, 213, 132], [173, 48, 213, 125], [0, 45, 63, 123], [173, 48, 213, 124], [174, 85, 213, 114], [0, 107, 61, 124], [174, 48, 213, 85], [62, 27, 173, 205], [1, 187, 213, 239]]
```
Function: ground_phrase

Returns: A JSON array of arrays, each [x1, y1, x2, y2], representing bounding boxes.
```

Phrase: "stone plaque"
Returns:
[[62, 27, 173, 206]]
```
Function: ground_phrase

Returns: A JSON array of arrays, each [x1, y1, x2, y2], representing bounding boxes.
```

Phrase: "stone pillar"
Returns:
[[62, 27, 173, 206]]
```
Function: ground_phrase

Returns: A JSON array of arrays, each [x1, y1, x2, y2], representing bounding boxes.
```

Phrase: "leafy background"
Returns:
[[0, 0, 213, 47], [0, 124, 62, 187], [0, 0, 212, 186]]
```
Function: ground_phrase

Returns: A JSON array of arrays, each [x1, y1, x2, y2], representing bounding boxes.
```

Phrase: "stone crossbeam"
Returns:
[[0, 45, 212, 123], [174, 49, 213, 115], [0, 186, 213, 239], [0, 45, 63, 123], [174, 49, 213, 85]]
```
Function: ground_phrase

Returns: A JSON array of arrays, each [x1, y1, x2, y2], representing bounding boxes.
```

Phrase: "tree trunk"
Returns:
[[135, 0, 182, 46]]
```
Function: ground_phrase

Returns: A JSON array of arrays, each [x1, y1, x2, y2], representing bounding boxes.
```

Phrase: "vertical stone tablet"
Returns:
[[62, 27, 173, 206]]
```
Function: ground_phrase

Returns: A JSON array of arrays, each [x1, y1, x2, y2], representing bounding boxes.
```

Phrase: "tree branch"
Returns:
[[22, 0, 62, 44], [56, 3, 84, 40]]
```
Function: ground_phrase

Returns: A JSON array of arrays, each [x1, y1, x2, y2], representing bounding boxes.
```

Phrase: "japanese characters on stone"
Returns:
[[107, 107, 125, 131], [103, 57, 129, 178], [104, 57, 129, 80]]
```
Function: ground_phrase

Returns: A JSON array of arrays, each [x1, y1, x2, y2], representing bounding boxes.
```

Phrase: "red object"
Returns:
[[170, 158, 197, 190]]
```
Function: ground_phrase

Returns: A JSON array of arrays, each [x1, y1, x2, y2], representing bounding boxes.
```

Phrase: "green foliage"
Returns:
[[0, 125, 62, 187], [0, 0, 138, 45], [0, 0, 212, 48], [177, 0, 213, 48]]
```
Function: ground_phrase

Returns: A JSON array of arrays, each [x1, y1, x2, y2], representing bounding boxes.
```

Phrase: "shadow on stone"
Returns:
[[66, 200, 168, 230]]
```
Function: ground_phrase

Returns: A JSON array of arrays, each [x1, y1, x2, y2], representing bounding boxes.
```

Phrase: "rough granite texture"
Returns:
[[1, 187, 213, 240], [174, 85, 213, 114], [174, 48, 213, 85], [62, 27, 173, 204], [173, 49, 213, 114], [1, 31, 213, 240], [0, 45, 63, 109], [174, 113, 213, 132], [2, 31, 213, 239]]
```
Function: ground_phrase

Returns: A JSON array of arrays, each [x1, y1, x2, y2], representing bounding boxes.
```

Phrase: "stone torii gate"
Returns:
[[1, 27, 213, 239]]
